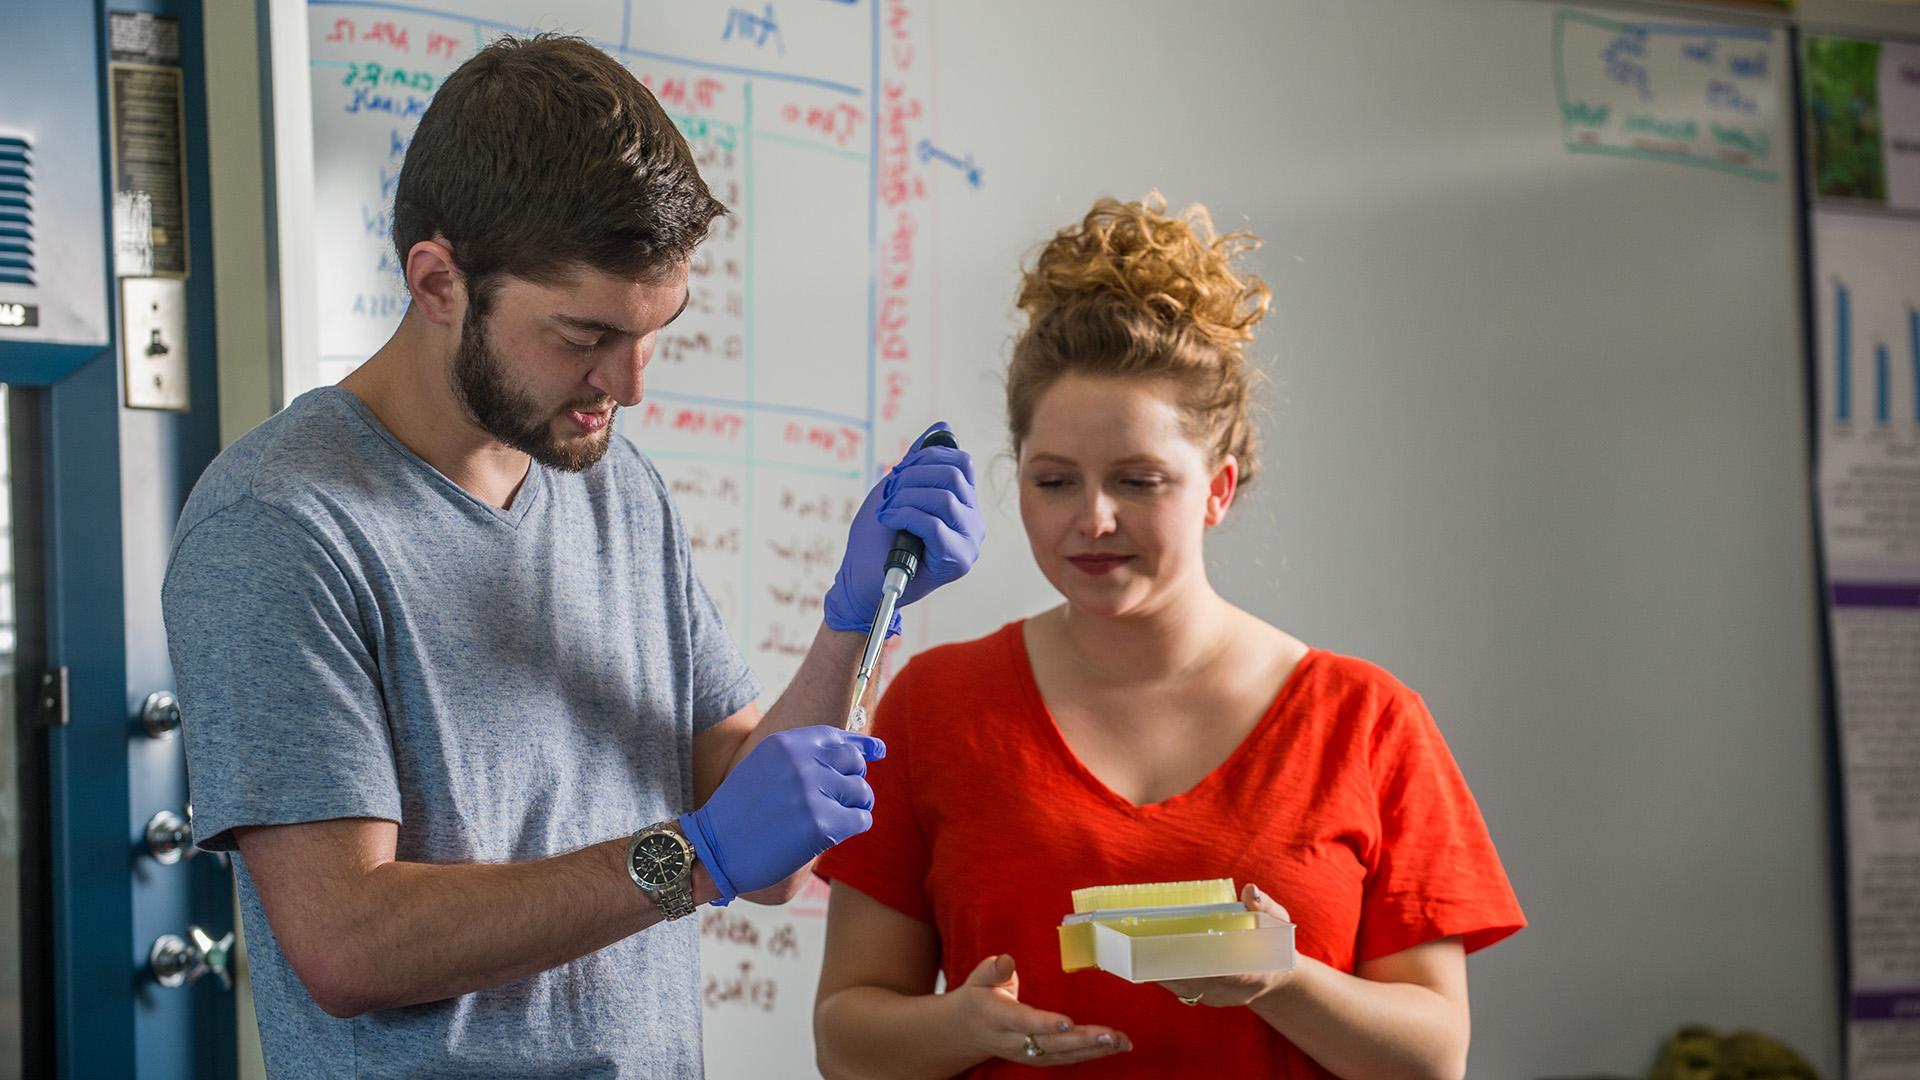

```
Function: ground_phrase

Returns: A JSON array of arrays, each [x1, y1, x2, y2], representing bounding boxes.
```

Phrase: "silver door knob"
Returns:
[[143, 809, 194, 864], [149, 925, 233, 990], [143, 805, 227, 868], [140, 691, 181, 738]]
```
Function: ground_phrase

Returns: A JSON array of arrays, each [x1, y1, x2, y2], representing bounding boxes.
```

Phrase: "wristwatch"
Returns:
[[627, 821, 698, 921]]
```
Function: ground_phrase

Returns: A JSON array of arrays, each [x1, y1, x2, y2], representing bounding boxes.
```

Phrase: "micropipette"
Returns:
[[846, 428, 959, 730]]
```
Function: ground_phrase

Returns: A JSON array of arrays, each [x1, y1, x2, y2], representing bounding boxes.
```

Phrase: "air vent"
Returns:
[[0, 136, 33, 288]]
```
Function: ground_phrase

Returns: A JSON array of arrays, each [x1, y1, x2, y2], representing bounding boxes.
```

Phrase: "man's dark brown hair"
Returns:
[[391, 34, 725, 312]]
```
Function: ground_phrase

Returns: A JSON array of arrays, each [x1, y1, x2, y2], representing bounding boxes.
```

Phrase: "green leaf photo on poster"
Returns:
[[1804, 36, 1886, 202]]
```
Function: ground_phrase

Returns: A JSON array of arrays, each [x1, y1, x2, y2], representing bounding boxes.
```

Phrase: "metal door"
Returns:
[[0, 1, 236, 1076]]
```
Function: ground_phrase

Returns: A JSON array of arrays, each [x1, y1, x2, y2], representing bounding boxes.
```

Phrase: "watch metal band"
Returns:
[[652, 880, 697, 921]]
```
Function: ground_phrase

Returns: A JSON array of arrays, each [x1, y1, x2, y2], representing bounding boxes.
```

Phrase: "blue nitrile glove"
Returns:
[[821, 421, 985, 637], [679, 725, 886, 904]]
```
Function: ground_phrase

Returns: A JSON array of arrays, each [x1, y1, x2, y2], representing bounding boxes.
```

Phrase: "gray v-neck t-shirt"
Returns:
[[163, 387, 760, 1078]]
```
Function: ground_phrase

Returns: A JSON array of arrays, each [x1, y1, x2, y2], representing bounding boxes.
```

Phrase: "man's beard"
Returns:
[[452, 303, 616, 473]]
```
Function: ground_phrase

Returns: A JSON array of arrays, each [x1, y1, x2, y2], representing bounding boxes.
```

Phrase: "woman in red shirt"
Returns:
[[813, 195, 1524, 1079]]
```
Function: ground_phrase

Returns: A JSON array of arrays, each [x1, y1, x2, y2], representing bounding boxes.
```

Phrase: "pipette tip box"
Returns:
[[1058, 902, 1295, 982]]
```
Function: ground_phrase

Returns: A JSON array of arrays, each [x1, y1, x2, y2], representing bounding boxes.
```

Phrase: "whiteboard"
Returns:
[[290, 1, 1836, 1076]]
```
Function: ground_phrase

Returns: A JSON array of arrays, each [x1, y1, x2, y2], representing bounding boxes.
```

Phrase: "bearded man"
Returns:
[[161, 34, 982, 1080]]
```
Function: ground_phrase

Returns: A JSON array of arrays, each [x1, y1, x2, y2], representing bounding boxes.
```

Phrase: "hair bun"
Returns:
[[1017, 192, 1270, 352], [1006, 193, 1270, 489]]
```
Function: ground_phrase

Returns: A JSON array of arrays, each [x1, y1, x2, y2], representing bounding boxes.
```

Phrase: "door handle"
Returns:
[[148, 926, 234, 990], [140, 690, 181, 738], [142, 804, 228, 868], [143, 809, 193, 864]]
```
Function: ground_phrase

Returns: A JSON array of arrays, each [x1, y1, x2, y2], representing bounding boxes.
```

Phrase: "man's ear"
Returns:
[[403, 236, 464, 328], [1204, 454, 1239, 527]]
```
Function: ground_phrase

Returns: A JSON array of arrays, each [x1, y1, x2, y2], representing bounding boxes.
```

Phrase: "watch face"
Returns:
[[631, 832, 690, 890]]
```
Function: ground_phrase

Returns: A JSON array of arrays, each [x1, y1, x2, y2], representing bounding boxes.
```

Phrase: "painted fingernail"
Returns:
[[1055, 1020, 1072, 1033], [1095, 1033, 1115, 1047]]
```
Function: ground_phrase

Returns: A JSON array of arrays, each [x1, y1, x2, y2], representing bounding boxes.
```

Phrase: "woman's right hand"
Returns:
[[952, 953, 1132, 1066]]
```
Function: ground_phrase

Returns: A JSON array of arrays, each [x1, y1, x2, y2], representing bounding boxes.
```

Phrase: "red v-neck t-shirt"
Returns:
[[818, 620, 1525, 1078]]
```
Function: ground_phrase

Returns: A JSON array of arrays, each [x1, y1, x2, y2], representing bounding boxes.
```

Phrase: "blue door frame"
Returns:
[[1, 1, 235, 1076]]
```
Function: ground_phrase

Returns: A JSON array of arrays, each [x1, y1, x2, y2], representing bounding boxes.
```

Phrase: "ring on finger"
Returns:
[[1022, 1034, 1045, 1058], [1178, 992, 1204, 1006]]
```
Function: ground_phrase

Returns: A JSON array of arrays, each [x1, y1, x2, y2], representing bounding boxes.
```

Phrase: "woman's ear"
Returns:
[[403, 236, 464, 328], [1204, 454, 1239, 527]]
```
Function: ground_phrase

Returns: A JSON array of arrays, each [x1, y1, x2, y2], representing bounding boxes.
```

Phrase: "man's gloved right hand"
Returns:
[[822, 421, 984, 638], [679, 725, 886, 904]]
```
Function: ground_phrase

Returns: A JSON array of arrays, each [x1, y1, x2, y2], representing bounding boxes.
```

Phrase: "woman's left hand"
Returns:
[[1156, 883, 1296, 1009]]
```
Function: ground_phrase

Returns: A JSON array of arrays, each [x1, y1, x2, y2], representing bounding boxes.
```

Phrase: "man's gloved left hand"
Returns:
[[822, 421, 985, 637], [679, 725, 885, 904]]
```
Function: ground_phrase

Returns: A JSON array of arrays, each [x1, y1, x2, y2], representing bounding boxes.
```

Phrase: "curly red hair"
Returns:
[[1008, 193, 1271, 485]]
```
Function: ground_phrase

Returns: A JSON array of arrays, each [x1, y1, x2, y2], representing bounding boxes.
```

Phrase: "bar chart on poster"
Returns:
[[1816, 209, 1920, 581], [302, 1, 943, 1072], [1826, 276, 1919, 428]]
